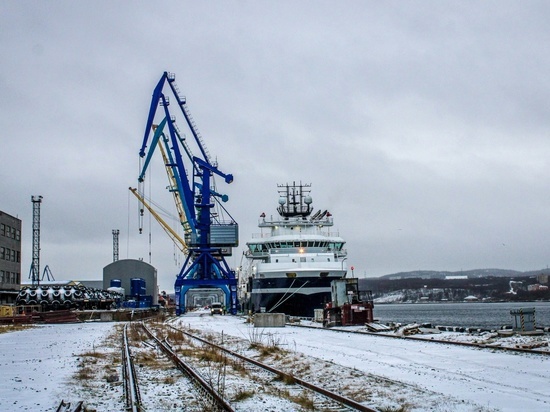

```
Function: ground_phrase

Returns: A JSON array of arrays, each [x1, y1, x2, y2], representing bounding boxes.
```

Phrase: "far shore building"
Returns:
[[0, 210, 22, 304]]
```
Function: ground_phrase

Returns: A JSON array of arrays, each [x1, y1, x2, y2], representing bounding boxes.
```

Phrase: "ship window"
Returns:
[[286, 272, 297, 278], [275, 259, 279, 263], [327, 258, 331, 262], [300, 257, 306, 262], [320, 272, 329, 277]]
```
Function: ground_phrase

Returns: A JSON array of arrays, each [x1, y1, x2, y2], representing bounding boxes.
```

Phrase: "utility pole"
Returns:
[[30, 195, 43, 286], [112, 229, 120, 262]]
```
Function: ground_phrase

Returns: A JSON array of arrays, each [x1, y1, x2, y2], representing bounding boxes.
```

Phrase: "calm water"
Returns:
[[374, 301, 550, 330]]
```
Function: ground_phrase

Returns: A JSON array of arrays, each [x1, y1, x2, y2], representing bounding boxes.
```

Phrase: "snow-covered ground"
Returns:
[[1, 313, 549, 411], [0, 322, 116, 411], [177, 313, 550, 411]]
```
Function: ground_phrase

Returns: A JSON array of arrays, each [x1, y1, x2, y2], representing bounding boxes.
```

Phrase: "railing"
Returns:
[[250, 230, 341, 239]]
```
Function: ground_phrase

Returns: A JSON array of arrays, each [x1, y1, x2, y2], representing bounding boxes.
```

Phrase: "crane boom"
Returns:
[[129, 187, 187, 253]]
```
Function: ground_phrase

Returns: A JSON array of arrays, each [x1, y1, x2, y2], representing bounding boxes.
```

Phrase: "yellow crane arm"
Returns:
[[158, 139, 192, 234], [129, 187, 188, 254]]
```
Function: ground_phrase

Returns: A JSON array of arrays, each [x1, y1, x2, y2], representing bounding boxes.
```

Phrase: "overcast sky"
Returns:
[[1, 1, 549, 291]]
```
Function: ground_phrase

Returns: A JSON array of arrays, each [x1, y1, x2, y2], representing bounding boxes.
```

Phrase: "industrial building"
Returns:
[[0, 210, 21, 304], [103, 259, 158, 306]]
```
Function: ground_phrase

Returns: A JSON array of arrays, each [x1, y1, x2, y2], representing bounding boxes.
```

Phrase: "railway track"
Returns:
[[122, 323, 142, 412], [289, 322, 550, 355], [121, 322, 232, 411], [161, 322, 378, 412], [140, 323, 234, 412]]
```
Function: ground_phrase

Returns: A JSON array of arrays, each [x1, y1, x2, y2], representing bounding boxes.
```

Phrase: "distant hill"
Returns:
[[359, 268, 550, 302], [376, 268, 550, 280]]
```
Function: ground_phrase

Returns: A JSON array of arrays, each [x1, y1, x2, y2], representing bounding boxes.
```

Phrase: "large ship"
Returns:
[[241, 182, 347, 317]]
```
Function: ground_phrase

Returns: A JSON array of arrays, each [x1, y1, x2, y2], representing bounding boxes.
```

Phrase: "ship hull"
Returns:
[[248, 276, 340, 317]]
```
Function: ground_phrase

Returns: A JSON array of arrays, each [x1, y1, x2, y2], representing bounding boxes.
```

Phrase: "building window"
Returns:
[[0, 224, 4, 236], [16, 229, 20, 241]]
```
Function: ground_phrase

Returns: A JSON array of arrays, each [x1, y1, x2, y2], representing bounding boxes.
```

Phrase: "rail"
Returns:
[[122, 323, 142, 412], [167, 324, 378, 412], [140, 323, 234, 412], [290, 323, 550, 355]]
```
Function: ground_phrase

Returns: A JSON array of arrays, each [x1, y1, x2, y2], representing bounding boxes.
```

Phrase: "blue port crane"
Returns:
[[135, 72, 238, 315]]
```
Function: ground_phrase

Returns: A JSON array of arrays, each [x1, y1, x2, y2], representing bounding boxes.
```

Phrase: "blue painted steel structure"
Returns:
[[137, 72, 238, 315]]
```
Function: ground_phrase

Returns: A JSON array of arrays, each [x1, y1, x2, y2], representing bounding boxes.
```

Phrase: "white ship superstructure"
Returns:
[[241, 182, 347, 317]]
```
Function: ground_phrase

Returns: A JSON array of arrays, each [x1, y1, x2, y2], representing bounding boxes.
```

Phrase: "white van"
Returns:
[[210, 302, 223, 315]]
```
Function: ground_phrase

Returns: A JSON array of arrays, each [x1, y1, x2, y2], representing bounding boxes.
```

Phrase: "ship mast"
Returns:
[[277, 182, 313, 219]]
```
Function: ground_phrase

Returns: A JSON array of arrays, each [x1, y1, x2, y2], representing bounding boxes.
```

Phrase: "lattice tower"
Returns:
[[30, 195, 43, 286], [112, 229, 120, 262]]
